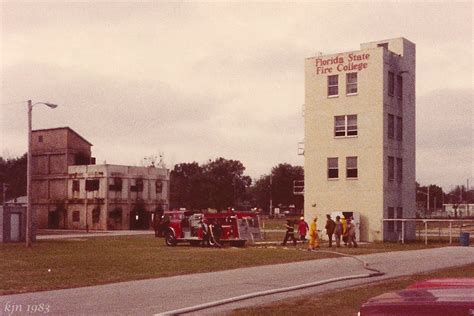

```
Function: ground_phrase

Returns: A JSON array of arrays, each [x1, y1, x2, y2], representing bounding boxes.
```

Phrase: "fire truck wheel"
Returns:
[[165, 232, 177, 246]]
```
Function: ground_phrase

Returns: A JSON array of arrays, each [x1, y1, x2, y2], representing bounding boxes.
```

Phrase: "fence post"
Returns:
[[424, 221, 428, 245], [401, 220, 405, 244], [449, 221, 452, 244]]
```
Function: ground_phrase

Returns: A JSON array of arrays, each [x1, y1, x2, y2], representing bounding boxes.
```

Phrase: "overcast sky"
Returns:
[[1, 1, 472, 191]]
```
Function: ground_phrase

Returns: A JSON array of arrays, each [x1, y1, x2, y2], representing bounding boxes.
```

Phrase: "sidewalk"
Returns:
[[1, 246, 473, 315]]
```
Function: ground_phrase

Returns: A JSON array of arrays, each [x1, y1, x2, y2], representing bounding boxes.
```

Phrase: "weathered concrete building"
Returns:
[[303, 38, 416, 242], [31, 127, 170, 230], [68, 164, 169, 230]]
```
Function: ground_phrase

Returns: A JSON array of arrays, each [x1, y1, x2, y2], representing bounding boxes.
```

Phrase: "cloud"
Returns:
[[1, 1, 472, 186], [416, 89, 473, 189]]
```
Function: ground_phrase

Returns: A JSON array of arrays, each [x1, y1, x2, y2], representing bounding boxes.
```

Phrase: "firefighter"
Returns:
[[200, 219, 209, 246], [308, 216, 320, 251], [298, 216, 309, 241], [152, 206, 164, 237], [281, 219, 297, 246], [325, 214, 336, 247]]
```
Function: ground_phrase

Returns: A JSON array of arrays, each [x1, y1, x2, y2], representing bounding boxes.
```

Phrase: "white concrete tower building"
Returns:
[[303, 38, 416, 242]]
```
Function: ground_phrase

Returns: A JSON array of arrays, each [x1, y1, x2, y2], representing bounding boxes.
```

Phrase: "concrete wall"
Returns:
[[31, 127, 93, 229]]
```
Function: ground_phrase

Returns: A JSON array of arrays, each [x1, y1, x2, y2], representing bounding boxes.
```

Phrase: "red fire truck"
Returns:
[[156, 210, 262, 247]]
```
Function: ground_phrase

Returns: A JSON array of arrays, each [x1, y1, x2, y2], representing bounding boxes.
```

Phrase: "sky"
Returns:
[[0, 1, 472, 191]]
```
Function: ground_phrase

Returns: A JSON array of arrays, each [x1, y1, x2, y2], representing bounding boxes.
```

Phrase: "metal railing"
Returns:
[[381, 219, 474, 244]]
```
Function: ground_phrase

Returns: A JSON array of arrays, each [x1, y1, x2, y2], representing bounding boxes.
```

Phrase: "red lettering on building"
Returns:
[[315, 53, 370, 75]]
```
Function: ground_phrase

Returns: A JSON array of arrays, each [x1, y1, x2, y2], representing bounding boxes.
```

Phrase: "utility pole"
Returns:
[[427, 186, 430, 215], [26, 100, 33, 247], [2, 183, 8, 210], [269, 174, 273, 217], [467, 179, 470, 216]]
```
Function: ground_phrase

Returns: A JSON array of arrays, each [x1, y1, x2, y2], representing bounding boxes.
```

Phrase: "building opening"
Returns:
[[130, 205, 150, 230]]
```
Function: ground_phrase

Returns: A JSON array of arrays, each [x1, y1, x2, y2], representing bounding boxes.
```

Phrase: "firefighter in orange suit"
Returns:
[[308, 217, 320, 250]]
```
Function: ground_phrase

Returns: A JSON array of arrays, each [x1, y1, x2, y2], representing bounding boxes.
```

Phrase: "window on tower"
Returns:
[[388, 71, 395, 96], [396, 158, 403, 182], [327, 75, 339, 97], [327, 157, 339, 179], [388, 114, 395, 139], [396, 116, 403, 141], [346, 72, 358, 95], [397, 75, 403, 99], [334, 115, 357, 137], [346, 157, 358, 179], [388, 156, 395, 181]]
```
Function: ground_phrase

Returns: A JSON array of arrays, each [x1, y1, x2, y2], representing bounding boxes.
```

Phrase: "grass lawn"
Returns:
[[229, 263, 474, 316], [0, 235, 455, 295]]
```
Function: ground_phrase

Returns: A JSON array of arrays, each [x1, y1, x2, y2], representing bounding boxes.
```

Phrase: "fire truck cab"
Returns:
[[156, 210, 262, 247]]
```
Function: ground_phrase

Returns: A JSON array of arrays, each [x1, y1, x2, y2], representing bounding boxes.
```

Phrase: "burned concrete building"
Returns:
[[31, 127, 170, 230]]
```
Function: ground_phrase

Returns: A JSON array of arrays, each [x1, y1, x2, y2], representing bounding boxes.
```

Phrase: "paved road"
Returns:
[[1, 247, 473, 315]]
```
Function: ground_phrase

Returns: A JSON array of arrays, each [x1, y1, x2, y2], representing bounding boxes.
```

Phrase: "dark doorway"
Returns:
[[130, 207, 150, 230], [48, 211, 60, 229]]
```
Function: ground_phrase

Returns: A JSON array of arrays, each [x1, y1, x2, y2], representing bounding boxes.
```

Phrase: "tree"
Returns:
[[0, 154, 27, 203], [169, 158, 253, 211], [169, 162, 206, 209], [203, 158, 251, 211], [250, 163, 304, 213]]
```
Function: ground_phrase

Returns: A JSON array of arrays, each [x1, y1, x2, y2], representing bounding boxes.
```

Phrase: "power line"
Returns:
[[0, 100, 28, 106]]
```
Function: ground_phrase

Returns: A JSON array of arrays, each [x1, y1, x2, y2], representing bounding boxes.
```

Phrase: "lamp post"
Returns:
[[417, 187, 430, 217], [27, 100, 58, 247]]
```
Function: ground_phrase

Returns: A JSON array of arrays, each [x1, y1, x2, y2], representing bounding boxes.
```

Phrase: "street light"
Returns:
[[417, 187, 430, 215], [27, 100, 58, 247]]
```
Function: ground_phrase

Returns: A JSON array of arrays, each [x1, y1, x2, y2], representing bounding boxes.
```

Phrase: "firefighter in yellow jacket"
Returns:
[[308, 216, 320, 250]]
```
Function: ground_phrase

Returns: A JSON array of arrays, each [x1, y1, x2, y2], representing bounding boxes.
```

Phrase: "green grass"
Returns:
[[229, 263, 474, 316], [0, 235, 454, 295], [0, 236, 322, 295]]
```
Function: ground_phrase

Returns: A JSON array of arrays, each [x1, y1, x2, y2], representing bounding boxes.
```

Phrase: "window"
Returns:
[[38, 135, 43, 142], [346, 73, 358, 94], [388, 71, 394, 96], [334, 116, 346, 137], [327, 158, 339, 179], [85, 179, 100, 191], [327, 75, 339, 97], [346, 157, 358, 178], [388, 114, 395, 139], [72, 180, 80, 192], [72, 211, 80, 222], [388, 156, 395, 181], [396, 116, 403, 141], [131, 179, 144, 192], [334, 115, 357, 137], [92, 207, 100, 224], [396, 158, 403, 182], [397, 75, 403, 99], [387, 207, 395, 232], [347, 115, 357, 136], [396, 207, 403, 232], [109, 177, 122, 191], [156, 180, 163, 193]]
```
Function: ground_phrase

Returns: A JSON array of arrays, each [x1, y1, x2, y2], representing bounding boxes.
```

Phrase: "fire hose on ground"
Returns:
[[157, 249, 385, 315]]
